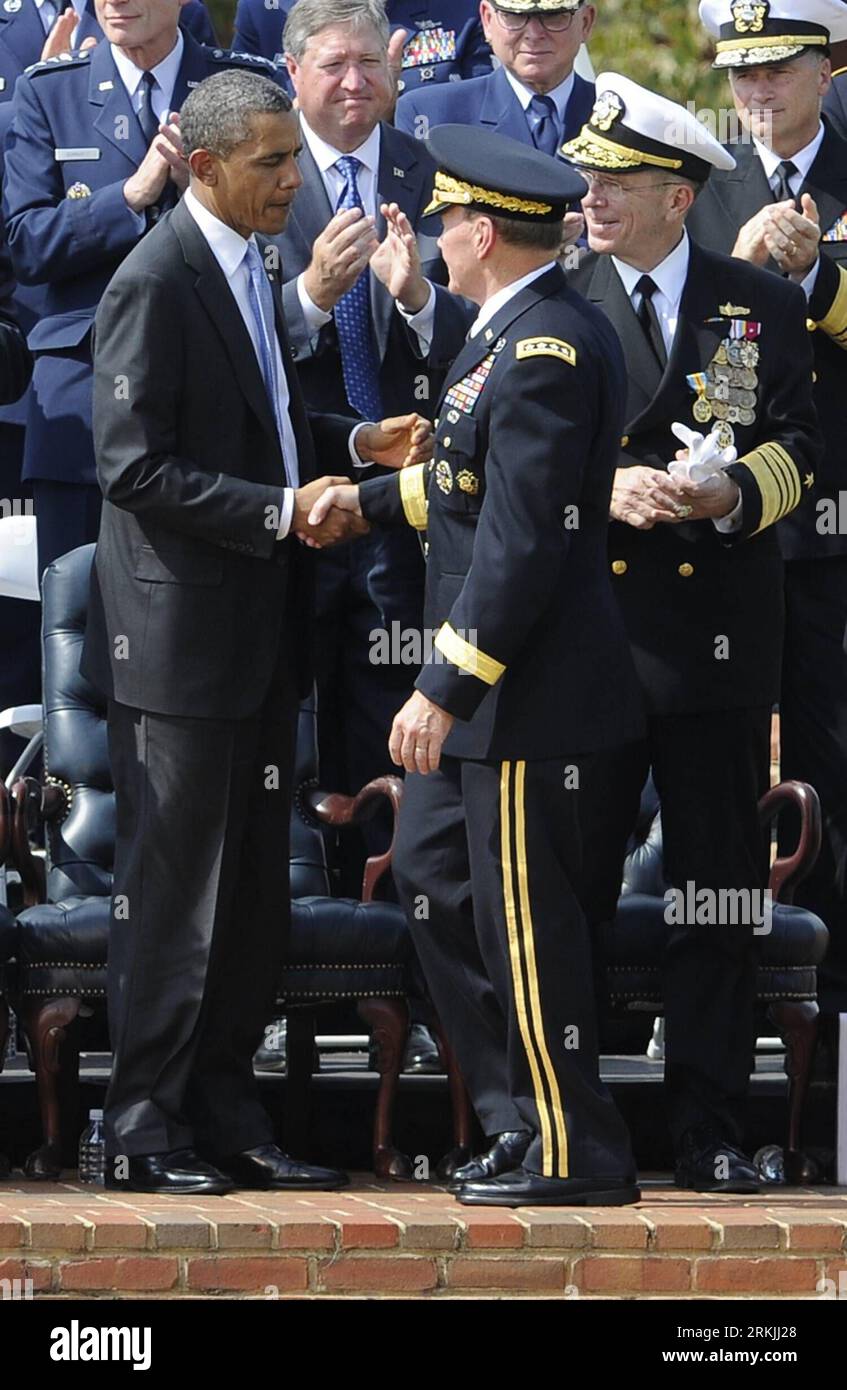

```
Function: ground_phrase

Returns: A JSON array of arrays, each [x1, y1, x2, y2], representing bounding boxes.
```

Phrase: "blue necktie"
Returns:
[[333, 156, 383, 421], [528, 94, 560, 157], [137, 71, 160, 147], [245, 240, 293, 485]]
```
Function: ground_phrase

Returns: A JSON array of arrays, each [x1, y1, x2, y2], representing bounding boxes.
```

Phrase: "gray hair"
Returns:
[[181, 71, 293, 159], [283, 0, 390, 61]]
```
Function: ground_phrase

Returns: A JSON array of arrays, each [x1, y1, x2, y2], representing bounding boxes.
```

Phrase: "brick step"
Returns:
[[0, 1178, 845, 1298]]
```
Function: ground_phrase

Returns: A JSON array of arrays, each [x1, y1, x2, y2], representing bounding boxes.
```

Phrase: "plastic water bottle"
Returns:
[[78, 1109, 106, 1185]]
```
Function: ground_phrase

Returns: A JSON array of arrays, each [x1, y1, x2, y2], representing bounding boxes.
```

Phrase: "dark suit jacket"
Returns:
[[395, 62, 594, 152], [569, 240, 820, 716], [361, 264, 645, 759], [687, 123, 847, 561], [80, 196, 354, 721], [269, 120, 468, 624]]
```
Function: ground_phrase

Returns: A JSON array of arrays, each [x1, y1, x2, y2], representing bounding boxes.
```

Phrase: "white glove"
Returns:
[[668, 422, 737, 485]]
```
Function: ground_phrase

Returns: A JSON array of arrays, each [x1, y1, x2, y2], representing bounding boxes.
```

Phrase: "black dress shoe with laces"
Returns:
[[212, 1143, 349, 1191], [674, 1128, 760, 1194], [447, 1131, 532, 1191], [456, 1167, 641, 1207], [104, 1149, 234, 1195]]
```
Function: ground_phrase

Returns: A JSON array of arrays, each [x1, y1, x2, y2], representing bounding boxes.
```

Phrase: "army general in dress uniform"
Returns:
[[561, 75, 821, 1191], [1, 0, 283, 575], [310, 126, 644, 1208]]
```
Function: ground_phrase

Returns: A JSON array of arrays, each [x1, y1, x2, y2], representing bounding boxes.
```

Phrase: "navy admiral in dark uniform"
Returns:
[[232, 0, 491, 97], [690, 0, 847, 1020], [0, 0, 216, 103], [2, 0, 282, 575], [823, 63, 847, 136], [395, 1, 595, 153], [561, 75, 820, 1190], [310, 126, 643, 1208]]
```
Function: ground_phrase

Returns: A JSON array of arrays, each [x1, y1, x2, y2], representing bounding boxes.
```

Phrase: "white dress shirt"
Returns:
[[183, 189, 368, 537], [753, 122, 825, 299], [296, 116, 382, 336], [612, 231, 741, 532], [468, 261, 557, 337], [34, 0, 58, 35], [184, 187, 302, 537]]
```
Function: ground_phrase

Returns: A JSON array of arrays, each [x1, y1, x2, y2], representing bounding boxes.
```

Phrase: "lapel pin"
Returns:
[[393, 166, 405, 178], [98, 80, 114, 90], [484, 328, 493, 341], [3, 1, 22, 13]]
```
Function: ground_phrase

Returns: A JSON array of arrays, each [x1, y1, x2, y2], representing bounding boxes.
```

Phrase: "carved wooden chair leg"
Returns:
[[769, 999, 820, 1184], [357, 995, 412, 1180], [21, 995, 82, 1179], [283, 1008, 315, 1162], [430, 1014, 475, 1179]]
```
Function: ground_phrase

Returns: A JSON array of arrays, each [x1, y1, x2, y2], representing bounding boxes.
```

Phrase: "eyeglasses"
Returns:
[[581, 174, 681, 199], [493, 4, 585, 33]]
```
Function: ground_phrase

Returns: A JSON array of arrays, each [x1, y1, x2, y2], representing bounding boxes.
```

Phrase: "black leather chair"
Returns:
[[0, 783, 16, 1073], [10, 545, 471, 1179], [603, 776, 828, 1182]]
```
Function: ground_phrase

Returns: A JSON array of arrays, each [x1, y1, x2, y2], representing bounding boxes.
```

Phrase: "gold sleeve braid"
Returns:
[[399, 463, 428, 530], [737, 443, 802, 533], [814, 262, 847, 351]]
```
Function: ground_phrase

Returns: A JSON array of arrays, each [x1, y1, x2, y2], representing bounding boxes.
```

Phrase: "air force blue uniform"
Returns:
[[0, 0, 217, 103], [232, 0, 491, 91], [395, 62, 594, 149], [2, 36, 280, 508]]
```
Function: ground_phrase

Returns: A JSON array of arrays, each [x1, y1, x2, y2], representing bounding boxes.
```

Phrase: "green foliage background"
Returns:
[[588, 0, 726, 109], [204, 0, 727, 107]]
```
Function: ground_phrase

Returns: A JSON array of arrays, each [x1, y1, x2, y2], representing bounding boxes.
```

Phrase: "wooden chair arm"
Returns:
[[758, 779, 822, 905], [303, 775, 405, 904]]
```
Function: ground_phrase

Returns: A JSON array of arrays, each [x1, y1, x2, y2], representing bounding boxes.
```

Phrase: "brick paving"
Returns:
[[0, 1176, 845, 1298]]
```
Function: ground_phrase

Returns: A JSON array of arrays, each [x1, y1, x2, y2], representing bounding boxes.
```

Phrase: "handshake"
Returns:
[[292, 411, 433, 549]]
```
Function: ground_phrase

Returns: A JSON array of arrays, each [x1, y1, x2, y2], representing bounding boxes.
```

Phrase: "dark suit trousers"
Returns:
[[779, 556, 847, 1014], [103, 639, 298, 1159], [576, 709, 770, 1149], [392, 756, 635, 1180]]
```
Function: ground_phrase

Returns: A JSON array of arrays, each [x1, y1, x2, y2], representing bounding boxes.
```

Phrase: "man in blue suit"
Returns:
[[0, 0, 216, 103], [233, 0, 492, 94], [396, 0, 595, 152], [2, 0, 282, 574]]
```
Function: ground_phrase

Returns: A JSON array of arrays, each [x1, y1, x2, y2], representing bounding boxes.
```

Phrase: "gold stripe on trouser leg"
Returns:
[[514, 761, 570, 1177], [500, 760, 553, 1175]]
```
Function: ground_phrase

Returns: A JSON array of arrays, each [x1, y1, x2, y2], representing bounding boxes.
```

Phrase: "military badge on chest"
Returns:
[[686, 311, 761, 450], [442, 347, 501, 416]]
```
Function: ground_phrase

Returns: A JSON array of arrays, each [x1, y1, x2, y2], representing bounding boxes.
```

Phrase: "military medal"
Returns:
[[714, 343, 729, 365], [739, 341, 759, 366], [693, 397, 713, 423], [436, 460, 453, 493], [712, 421, 735, 450], [739, 407, 756, 426]]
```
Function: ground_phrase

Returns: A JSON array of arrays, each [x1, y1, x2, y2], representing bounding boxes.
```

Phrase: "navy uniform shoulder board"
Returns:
[[25, 49, 92, 78], [210, 49, 280, 75]]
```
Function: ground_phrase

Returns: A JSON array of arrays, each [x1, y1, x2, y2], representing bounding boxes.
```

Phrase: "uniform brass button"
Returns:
[[620, 435, 630, 448], [678, 562, 694, 577], [443, 435, 451, 447], [611, 560, 627, 576]]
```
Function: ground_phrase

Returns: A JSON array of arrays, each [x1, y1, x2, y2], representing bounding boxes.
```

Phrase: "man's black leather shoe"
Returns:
[[674, 1129, 759, 1194], [456, 1167, 641, 1207], [213, 1143, 349, 1191], [447, 1131, 532, 1191], [104, 1149, 234, 1195]]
